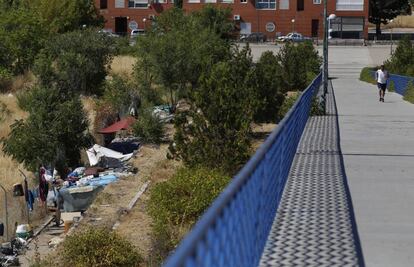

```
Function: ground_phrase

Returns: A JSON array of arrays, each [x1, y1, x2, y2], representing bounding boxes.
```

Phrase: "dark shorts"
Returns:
[[377, 83, 386, 91]]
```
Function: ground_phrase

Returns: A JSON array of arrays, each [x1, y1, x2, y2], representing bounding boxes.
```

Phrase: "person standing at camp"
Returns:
[[375, 65, 389, 102]]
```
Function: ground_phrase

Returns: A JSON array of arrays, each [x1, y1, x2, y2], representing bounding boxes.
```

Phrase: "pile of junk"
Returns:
[[0, 224, 27, 267]]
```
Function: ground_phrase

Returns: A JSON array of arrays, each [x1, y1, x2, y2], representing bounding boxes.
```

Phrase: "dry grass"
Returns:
[[81, 96, 97, 133], [10, 72, 36, 92], [110, 56, 137, 77], [369, 15, 414, 29]]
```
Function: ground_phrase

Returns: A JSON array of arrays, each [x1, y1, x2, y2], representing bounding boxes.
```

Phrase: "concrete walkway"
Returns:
[[331, 47, 414, 267]]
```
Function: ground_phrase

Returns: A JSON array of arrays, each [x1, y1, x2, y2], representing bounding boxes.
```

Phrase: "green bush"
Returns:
[[310, 96, 325, 116], [277, 42, 322, 92], [385, 36, 414, 76], [61, 227, 142, 267], [278, 94, 300, 120], [253, 51, 285, 123], [403, 82, 414, 104], [103, 75, 139, 115], [359, 67, 376, 84], [169, 49, 255, 174], [148, 167, 230, 260], [0, 67, 12, 92], [133, 108, 165, 144], [388, 80, 396, 92]]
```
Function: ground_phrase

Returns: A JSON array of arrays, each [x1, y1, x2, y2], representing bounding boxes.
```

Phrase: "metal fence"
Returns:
[[388, 74, 414, 96], [164, 73, 323, 267], [371, 71, 414, 96]]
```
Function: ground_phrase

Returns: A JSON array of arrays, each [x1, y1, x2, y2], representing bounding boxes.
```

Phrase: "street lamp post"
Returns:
[[323, 0, 328, 96], [390, 19, 394, 55], [0, 184, 8, 241], [291, 19, 295, 32], [143, 18, 147, 31]]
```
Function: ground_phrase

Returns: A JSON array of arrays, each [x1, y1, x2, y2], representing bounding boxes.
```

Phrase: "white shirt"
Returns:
[[376, 69, 388, 84]]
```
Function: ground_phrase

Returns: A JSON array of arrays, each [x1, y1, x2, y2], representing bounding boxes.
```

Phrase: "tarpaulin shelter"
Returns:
[[86, 144, 133, 166], [98, 116, 136, 134]]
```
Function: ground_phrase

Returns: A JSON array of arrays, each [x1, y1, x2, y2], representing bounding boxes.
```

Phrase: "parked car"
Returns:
[[130, 29, 145, 38], [277, 32, 311, 42], [240, 32, 267, 43], [98, 29, 119, 38]]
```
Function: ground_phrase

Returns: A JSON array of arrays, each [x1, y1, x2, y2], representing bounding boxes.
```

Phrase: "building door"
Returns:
[[115, 17, 127, 36], [311, 19, 319, 37]]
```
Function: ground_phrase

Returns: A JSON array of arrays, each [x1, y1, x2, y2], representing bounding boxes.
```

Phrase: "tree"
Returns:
[[0, 8, 45, 74], [253, 51, 285, 122], [277, 42, 321, 92], [191, 5, 234, 39], [134, 7, 232, 110], [34, 29, 115, 95], [102, 75, 140, 116], [169, 47, 256, 173], [369, 0, 412, 36], [385, 36, 414, 76], [33, 0, 103, 33], [2, 86, 92, 174]]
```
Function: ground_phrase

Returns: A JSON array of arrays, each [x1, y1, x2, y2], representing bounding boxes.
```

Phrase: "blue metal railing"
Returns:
[[388, 74, 414, 96], [371, 71, 414, 96], [164, 73, 322, 267]]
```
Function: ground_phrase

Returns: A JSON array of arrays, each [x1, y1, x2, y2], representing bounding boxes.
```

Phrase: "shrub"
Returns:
[[310, 96, 325, 116], [35, 29, 115, 95], [3, 86, 92, 174], [278, 94, 299, 121], [385, 36, 414, 76], [0, 67, 12, 92], [133, 108, 165, 144], [403, 82, 414, 104], [277, 42, 322, 92], [103, 75, 139, 116], [61, 227, 142, 267], [148, 167, 230, 260], [388, 80, 395, 92], [169, 48, 255, 174], [359, 67, 376, 84], [253, 51, 285, 123]]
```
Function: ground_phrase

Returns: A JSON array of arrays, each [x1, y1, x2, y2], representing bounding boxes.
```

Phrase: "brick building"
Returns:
[[96, 0, 369, 39]]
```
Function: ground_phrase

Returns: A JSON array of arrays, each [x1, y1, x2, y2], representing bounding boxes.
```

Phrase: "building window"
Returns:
[[100, 0, 108, 9], [297, 0, 304, 11], [336, 0, 363, 11], [128, 0, 149, 8], [313, 0, 321, 4], [205, 0, 216, 2], [279, 0, 289, 9], [188, 0, 200, 3], [222, 0, 234, 3], [240, 0, 247, 3], [256, 0, 276, 9], [115, 0, 125, 8]]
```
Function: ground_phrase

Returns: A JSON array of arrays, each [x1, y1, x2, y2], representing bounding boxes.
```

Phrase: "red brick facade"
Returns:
[[96, 0, 369, 39]]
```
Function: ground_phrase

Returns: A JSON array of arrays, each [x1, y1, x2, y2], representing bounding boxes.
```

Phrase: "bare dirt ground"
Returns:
[[0, 94, 46, 243], [26, 142, 181, 266], [252, 123, 277, 152]]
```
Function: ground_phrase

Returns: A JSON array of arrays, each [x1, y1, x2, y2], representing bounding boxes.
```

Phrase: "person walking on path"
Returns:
[[375, 65, 389, 102]]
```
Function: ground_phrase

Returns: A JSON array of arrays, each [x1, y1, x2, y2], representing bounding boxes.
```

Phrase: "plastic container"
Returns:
[[15, 224, 33, 239]]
